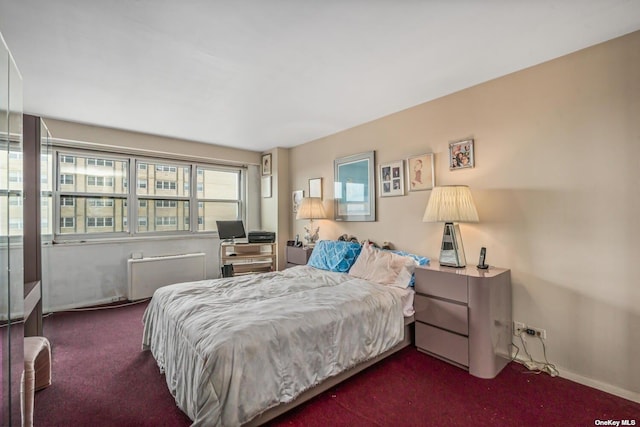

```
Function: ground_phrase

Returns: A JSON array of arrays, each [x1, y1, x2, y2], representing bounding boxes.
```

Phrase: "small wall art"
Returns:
[[308, 178, 322, 199], [379, 160, 404, 197], [407, 153, 435, 191], [292, 190, 304, 213], [261, 176, 272, 198], [261, 153, 272, 175], [449, 138, 474, 169]]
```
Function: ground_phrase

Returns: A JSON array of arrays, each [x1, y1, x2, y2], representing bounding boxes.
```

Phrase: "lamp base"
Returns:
[[439, 222, 467, 268]]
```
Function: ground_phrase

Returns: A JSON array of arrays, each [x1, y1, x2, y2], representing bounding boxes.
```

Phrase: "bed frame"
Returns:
[[245, 317, 415, 426]]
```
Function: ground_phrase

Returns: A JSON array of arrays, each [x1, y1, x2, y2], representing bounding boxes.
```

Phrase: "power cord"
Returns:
[[0, 298, 150, 328], [515, 331, 559, 377]]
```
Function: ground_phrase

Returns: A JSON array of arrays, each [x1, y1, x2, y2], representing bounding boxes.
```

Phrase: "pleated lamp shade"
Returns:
[[423, 186, 479, 223]]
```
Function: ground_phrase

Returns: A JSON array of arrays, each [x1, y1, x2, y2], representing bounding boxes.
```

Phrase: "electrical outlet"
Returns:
[[526, 325, 547, 340], [513, 321, 526, 336]]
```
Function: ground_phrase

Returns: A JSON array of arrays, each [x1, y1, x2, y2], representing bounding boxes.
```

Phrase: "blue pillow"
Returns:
[[388, 250, 429, 286], [308, 240, 362, 273]]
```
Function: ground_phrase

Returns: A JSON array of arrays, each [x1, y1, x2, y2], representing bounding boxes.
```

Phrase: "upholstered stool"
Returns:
[[21, 336, 52, 427]]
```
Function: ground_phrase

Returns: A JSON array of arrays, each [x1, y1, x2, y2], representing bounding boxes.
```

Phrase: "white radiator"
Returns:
[[127, 253, 206, 300]]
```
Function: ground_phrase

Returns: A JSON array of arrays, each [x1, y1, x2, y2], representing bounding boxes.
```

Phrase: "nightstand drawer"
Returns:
[[414, 294, 468, 335], [415, 268, 468, 303], [286, 246, 312, 265], [415, 322, 469, 367]]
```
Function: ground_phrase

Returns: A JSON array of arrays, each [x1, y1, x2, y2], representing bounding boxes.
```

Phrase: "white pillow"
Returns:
[[348, 243, 415, 288]]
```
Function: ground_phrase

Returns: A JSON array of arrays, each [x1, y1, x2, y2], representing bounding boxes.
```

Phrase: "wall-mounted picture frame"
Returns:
[[407, 153, 435, 191], [308, 177, 322, 199], [379, 160, 404, 197], [261, 176, 272, 198], [292, 190, 304, 213], [449, 138, 474, 170], [334, 151, 375, 222], [261, 153, 272, 175]]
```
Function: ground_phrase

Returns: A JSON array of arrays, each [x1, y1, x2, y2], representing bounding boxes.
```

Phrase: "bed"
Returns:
[[142, 241, 427, 426]]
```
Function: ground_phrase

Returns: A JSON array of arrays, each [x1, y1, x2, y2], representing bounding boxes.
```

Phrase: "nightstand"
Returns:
[[414, 261, 512, 379], [285, 246, 313, 268]]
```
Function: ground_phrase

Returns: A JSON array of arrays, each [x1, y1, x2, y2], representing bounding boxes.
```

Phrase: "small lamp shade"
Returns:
[[423, 186, 478, 268], [423, 186, 479, 223], [296, 197, 326, 246], [296, 197, 327, 220]]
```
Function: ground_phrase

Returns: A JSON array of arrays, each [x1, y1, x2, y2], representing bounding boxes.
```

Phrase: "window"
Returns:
[[156, 200, 177, 208], [87, 176, 114, 187], [195, 167, 242, 232], [9, 171, 22, 182], [57, 153, 127, 235], [60, 155, 75, 164], [88, 199, 114, 207], [60, 217, 75, 228], [87, 217, 114, 227], [156, 216, 177, 225], [87, 158, 114, 167], [156, 165, 177, 172], [60, 174, 74, 185], [54, 150, 243, 239], [61, 197, 75, 206], [156, 181, 177, 190]]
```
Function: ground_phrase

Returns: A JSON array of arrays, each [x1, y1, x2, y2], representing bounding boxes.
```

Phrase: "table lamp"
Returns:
[[423, 185, 479, 268], [296, 197, 327, 247]]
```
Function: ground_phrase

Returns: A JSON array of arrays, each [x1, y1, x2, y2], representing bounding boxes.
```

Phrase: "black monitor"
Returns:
[[216, 220, 246, 241]]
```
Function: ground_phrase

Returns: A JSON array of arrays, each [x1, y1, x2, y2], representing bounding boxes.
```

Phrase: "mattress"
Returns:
[[142, 265, 407, 426]]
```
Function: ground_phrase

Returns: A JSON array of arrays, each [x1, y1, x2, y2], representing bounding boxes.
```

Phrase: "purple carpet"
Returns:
[[34, 302, 639, 426]]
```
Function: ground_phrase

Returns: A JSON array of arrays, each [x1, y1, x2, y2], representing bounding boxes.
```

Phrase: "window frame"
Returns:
[[52, 147, 246, 241]]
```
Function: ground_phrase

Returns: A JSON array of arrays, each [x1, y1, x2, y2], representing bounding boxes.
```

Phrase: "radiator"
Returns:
[[127, 253, 206, 300]]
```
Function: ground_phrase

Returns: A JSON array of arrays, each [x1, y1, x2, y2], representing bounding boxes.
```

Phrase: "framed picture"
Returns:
[[261, 153, 272, 175], [261, 176, 272, 198], [308, 177, 322, 199], [407, 153, 435, 191], [292, 190, 304, 213], [449, 138, 474, 170], [334, 151, 375, 221], [379, 160, 404, 197]]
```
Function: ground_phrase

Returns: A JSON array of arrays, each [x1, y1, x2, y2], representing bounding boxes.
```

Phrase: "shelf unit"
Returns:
[[220, 242, 277, 276]]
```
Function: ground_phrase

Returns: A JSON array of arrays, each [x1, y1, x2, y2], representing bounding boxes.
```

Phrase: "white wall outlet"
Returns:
[[513, 321, 526, 336], [528, 325, 547, 340], [131, 252, 143, 259]]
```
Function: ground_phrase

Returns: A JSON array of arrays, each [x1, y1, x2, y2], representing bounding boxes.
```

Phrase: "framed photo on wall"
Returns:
[[261, 153, 272, 175], [379, 160, 404, 197], [292, 190, 304, 213], [334, 151, 375, 221], [407, 153, 435, 191], [261, 176, 272, 198], [449, 139, 474, 170], [308, 178, 322, 199]]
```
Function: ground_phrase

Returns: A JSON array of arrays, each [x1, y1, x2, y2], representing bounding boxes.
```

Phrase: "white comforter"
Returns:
[[142, 265, 407, 426]]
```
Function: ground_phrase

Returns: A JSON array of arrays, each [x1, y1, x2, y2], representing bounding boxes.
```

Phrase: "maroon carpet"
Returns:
[[34, 302, 639, 426]]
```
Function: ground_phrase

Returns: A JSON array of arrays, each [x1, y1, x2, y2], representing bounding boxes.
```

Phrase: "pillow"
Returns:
[[307, 240, 362, 273], [387, 249, 429, 287], [349, 242, 416, 288]]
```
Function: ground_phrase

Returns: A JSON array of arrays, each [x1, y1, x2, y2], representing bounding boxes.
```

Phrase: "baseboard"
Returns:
[[45, 296, 127, 314], [512, 355, 639, 404]]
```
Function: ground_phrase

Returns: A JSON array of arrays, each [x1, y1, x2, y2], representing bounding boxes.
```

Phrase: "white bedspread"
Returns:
[[142, 265, 406, 426]]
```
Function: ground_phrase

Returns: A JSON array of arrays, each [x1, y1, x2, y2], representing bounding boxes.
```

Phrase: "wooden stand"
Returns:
[[220, 242, 277, 276]]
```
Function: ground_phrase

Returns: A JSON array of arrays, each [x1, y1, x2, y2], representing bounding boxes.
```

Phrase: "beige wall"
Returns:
[[289, 31, 640, 400], [261, 147, 291, 270]]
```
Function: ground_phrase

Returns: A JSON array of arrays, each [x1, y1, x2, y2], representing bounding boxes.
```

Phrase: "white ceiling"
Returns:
[[1, 1, 639, 152]]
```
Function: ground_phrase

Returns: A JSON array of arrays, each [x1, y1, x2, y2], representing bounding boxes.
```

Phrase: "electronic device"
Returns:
[[216, 220, 246, 241], [477, 247, 489, 269], [248, 230, 276, 243]]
